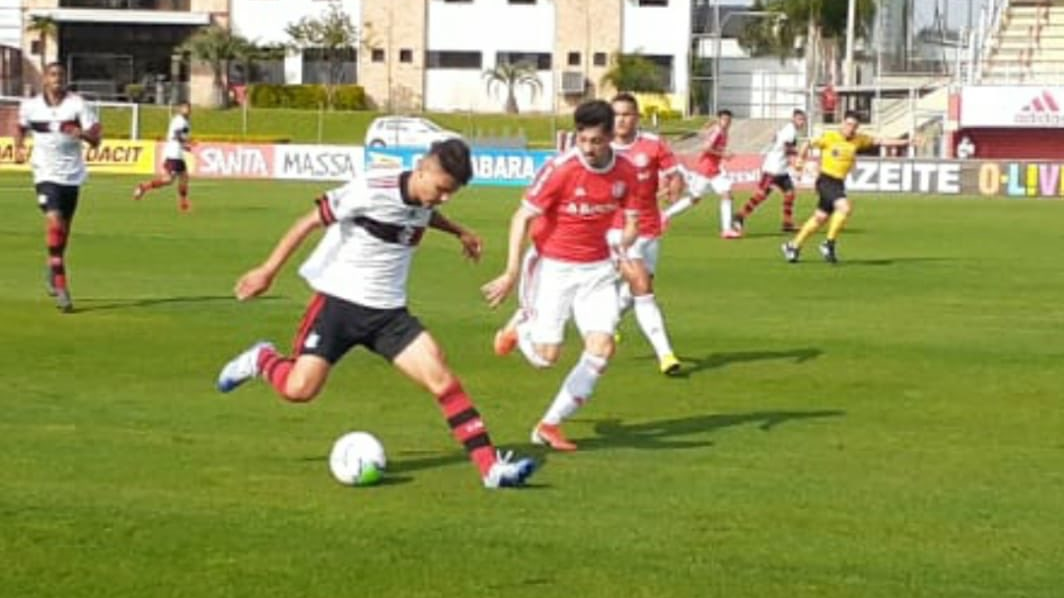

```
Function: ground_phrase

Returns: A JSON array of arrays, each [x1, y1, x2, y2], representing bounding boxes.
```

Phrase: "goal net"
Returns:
[[0, 95, 142, 140]]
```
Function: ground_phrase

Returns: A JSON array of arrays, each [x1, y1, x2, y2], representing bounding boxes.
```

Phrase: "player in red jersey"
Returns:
[[482, 100, 640, 451], [606, 93, 684, 375], [662, 109, 739, 239]]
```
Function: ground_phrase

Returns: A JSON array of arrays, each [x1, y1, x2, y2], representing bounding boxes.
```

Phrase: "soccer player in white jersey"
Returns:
[[133, 102, 192, 211], [732, 109, 807, 235], [14, 62, 101, 313], [214, 139, 536, 489], [482, 100, 640, 452]]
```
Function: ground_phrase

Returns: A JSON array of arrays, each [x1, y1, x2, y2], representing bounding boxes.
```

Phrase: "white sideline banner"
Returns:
[[274, 144, 365, 181], [961, 86, 1064, 128]]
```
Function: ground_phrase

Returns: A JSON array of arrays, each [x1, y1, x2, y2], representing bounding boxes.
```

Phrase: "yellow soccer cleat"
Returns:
[[659, 353, 682, 376]]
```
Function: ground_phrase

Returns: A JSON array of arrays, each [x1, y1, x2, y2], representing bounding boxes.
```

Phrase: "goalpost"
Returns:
[[0, 95, 142, 140]]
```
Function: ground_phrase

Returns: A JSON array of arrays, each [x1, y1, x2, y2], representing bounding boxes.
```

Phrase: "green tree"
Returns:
[[285, 0, 361, 108], [600, 52, 668, 94], [737, 0, 876, 83], [179, 25, 254, 108], [26, 15, 58, 76], [483, 61, 542, 114]]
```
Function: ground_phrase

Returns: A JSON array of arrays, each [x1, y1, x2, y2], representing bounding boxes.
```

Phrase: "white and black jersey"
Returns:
[[18, 92, 98, 186], [762, 122, 800, 176], [298, 169, 434, 309], [163, 114, 190, 160]]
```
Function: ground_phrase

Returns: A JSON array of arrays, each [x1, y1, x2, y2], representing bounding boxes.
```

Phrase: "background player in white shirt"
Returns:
[[214, 139, 536, 489], [133, 102, 192, 212], [482, 100, 640, 451], [14, 62, 101, 313], [732, 109, 807, 235]]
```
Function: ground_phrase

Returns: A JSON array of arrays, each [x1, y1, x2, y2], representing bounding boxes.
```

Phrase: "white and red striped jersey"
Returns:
[[610, 131, 679, 238], [523, 148, 640, 263], [298, 169, 434, 309], [762, 122, 799, 175], [18, 92, 98, 186], [695, 123, 728, 177], [163, 114, 190, 160]]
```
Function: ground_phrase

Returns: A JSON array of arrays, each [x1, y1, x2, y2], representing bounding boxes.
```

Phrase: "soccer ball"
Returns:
[[328, 431, 387, 486]]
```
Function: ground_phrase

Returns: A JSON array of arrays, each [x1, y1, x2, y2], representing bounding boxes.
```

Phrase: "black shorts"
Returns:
[[815, 175, 847, 214], [163, 159, 188, 174], [292, 293, 425, 364], [759, 172, 795, 193], [35, 182, 80, 221]]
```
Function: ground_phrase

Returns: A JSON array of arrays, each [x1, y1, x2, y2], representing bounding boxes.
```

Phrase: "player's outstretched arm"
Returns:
[[793, 140, 813, 170], [429, 211, 483, 262], [481, 205, 536, 308], [235, 209, 322, 301]]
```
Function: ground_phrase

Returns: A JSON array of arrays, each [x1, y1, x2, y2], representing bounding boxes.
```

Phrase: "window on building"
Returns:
[[593, 52, 608, 67], [399, 49, 413, 63], [642, 54, 675, 91], [496, 52, 551, 70], [508, 0, 536, 4], [638, 0, 668, 6], [567, 52, 581, 67], [371, 48, 385, 63], [426, 51, 482, 69], [302, 48, 358, 84]]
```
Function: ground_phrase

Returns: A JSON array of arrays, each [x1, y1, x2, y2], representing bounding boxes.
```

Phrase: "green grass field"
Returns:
[[1, 174, 1062, 597], [99, 105, 706, 147]]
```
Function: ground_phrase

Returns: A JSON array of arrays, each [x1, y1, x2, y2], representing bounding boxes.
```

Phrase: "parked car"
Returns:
[[364, 116, 462, 148]]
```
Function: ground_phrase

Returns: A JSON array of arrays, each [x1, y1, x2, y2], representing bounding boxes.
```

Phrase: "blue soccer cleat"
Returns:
[[216, 341, 274, 393], [482, 450, 537, 489]]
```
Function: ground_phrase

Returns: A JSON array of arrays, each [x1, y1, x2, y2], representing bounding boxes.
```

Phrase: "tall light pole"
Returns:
[[843, 0, 857, 85], [711, 8, 786, 116]]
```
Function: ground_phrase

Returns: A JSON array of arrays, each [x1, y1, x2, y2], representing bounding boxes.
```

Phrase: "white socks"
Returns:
[[514, 319, 551, 369], [718, 196, 733, 233], [633, 294, 674, 360], [542, 352, 607, 425], [617, 281, 634, 316], [663, 196, 695, 220]]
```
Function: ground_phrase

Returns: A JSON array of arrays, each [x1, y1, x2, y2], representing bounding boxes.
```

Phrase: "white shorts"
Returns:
[[605, 229, 662, 275], [684, 168, 732, 197], [519, 250, 620, 345]]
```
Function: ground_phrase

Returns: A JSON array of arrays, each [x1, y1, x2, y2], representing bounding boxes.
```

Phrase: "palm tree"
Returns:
[[600, 52, 668, 94], [178, 25, 254, 108], [26, 15, 58, 76], [738, 0, 876, 84], [483, 61, 542, 114]]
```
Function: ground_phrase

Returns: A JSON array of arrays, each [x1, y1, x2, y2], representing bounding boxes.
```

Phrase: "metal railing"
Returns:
[[972, 0, 1012, 83]]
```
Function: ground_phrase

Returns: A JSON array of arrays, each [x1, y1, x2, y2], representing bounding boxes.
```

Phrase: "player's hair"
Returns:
[[45, 62, 65, 72], [574, 100, 615, 134], [793, 109, 806, 117], [428, 138, 473, 186], [611, 92, 639, 112], [843, 110, 860, 122], [717, 109, 733, 118]]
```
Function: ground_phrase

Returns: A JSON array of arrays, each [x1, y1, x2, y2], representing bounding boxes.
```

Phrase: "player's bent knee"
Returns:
[[281, 383, 319, 403], [584, 334, 615, 360]]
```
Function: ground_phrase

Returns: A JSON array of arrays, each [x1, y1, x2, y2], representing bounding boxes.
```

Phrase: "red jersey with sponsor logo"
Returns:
[[524, 148, 640, 263], [610, 131, 678, 238], [696, 124, 728, 177]]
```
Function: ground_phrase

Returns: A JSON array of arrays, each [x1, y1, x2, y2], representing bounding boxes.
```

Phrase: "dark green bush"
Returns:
[[248, 84, 367, 110]]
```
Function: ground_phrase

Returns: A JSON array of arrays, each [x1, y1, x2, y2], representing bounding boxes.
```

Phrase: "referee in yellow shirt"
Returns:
[[782, 110, 917, 263]]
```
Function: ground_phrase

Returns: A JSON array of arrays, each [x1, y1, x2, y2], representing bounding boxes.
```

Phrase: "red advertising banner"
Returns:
[[154, 142, 275, 179]]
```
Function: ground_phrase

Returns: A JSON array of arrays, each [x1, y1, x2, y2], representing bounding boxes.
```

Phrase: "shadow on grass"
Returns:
[[672, 347, 823, 378], [74, 294, 279, 313], [838, 257, 953, 267], [387, 408, 845, 475]]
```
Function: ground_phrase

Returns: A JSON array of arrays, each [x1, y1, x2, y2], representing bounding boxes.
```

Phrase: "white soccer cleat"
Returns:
[[482, 450, 537, 489], [216, 341, 274, 393]]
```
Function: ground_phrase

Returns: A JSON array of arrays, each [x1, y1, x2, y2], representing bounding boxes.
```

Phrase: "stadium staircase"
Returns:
[[979, 0, 1064, 83]]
